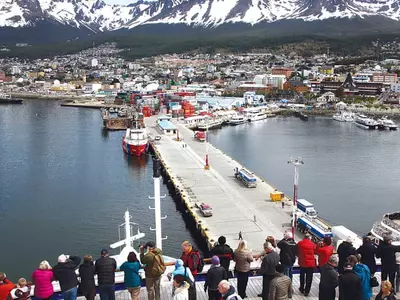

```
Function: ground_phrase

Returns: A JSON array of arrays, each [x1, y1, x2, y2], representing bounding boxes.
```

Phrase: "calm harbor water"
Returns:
[[1, 101, 400, 280], [208, 117, 400, 236], [0, 100, 198, 281]]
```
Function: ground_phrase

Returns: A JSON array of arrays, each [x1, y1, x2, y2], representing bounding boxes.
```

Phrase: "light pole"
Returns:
[[287, 157, 304, 240], [204, 126, 210, 170]]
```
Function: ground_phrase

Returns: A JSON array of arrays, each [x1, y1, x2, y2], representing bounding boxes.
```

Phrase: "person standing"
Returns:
[[316, 237, 334, 269], [238, 232, 243, 240], [357, 236, 378, 275], [319, 256, 339, 300], [52, 254, 81, 300], [120, 252, 142, 300], [180, 241, 202, 300], [375, 280, 396, 300], [218, 280, 241, 300], [277, 231, 297, 281], [297, 234, 316, 296], [395, 252, 400, 293], [258, 242, 280, 300], [95, 249, 117, 300], [377, 235, 400, 288], [31, 261, 54, 300], [140, 241, 165, 300], [172, 275, 190, 300], [204, 256, 227, 300], [337, 237, 357, 274], [0, 272, 15, 300], [233, 240, 253, 299], [339, 263, 362, 300], [79, 255, 96, 300], [268, 264, 292, 300], [347, 255, 372, 300], [210, 236, 234, 273]]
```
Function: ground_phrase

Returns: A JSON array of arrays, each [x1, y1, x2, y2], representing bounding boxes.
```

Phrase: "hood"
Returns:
[[223, 286, 236, 298]]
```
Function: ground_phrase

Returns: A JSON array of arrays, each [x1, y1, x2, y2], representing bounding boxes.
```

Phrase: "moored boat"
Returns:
[[354, 114, 378, 130], [122, 121, 148, 156], [377, 116, 398, 131], [228, 114, 246, 125], [295, 111, 308, 121], [196, 118, 223, 131], [0, 93, 23, 104]]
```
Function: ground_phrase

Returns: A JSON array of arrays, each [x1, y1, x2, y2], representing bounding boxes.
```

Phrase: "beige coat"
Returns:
[[233, 250, 254, 272]]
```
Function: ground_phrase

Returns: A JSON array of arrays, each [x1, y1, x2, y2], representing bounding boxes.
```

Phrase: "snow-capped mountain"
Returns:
[[1, 0, 400, 32]]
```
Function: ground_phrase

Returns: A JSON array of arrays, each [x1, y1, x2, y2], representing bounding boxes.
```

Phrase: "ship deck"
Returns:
[[144, 116, 302, 253], [92, 273, 385, 300]]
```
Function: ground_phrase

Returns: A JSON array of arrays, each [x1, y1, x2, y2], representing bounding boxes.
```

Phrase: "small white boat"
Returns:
[[354, 114, 378, 130], [333, 111, 355, 122], [229, 115, 246, 125], [248, 111, 267, 122], [197, 118, 223, 130], [377, 116, 398, 131]]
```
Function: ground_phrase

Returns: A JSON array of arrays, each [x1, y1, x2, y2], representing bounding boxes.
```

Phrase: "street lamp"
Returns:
[[287, 157, 304, 240], [204, 126, 210, 170]]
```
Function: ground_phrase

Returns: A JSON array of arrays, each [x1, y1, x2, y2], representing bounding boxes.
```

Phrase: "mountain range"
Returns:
[[1, 0, 400, 45]]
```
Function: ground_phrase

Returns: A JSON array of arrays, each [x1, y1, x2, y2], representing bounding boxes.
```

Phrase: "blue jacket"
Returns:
[[120, 261, 141, 288], [172, 265, 194, 282], [353, 263, 372, 300]]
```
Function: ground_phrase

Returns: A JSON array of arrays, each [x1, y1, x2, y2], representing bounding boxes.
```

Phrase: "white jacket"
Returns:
[[173, 282, 190, 300]]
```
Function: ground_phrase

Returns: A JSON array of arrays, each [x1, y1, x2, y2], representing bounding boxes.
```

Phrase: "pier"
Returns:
[[145, 116, 301, 253]]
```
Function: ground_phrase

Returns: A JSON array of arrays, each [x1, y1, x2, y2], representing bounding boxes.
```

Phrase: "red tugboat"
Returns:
[[122, 121, 148, 156], [194, 131, 206, 142]]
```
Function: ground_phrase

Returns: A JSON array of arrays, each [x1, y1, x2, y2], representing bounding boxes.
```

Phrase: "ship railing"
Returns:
[[382, 217, 400, 234]]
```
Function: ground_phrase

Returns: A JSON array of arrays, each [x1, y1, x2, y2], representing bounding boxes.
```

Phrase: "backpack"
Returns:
[[151, 253, 166, 277], [192, 250, 204, 273]]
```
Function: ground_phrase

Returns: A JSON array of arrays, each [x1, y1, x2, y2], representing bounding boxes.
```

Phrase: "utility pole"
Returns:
[[204, 126, 210, 170], [287, 157, 304, 240]]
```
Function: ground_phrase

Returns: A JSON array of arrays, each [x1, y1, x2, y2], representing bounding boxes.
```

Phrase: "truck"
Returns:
[[297, 199, 317, 218], [234, 167, 257, 188], [296, 215, 333, 243]]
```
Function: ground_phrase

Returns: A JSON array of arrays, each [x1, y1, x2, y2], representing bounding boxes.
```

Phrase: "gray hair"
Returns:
[[305, 233, 312, 239], [329, 255, 338, 265], [264, 242, 273, 251], [218, 280, 231, 290]]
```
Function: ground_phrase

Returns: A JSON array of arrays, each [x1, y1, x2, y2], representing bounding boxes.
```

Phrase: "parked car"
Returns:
[[199, 203, 213, 217]]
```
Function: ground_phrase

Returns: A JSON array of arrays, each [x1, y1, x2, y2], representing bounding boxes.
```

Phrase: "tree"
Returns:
[[335, 87, 344, 100]]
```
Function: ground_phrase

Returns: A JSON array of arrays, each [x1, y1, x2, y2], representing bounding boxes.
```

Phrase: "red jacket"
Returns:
[[297, 238, 316, 268], [180, 249, 200, 275], [316, 245, 334, 266], [0, 279, 15, 300]]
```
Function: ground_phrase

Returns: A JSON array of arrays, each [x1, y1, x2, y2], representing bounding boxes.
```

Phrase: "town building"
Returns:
[[320, 73, 383, 95], [283, 79, 309, 94], [271, 68, 292, 79], [372, 73, 397, 83]]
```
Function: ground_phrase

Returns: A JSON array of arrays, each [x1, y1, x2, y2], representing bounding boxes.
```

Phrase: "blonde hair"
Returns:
[[236, 240, 249, 252], [382, 280, 392, 291], [39, 260, 52, 270], [18, 278, 27, 287]]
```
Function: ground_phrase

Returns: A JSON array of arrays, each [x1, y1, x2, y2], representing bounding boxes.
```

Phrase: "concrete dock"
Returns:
[[145, 116, 301, 253]]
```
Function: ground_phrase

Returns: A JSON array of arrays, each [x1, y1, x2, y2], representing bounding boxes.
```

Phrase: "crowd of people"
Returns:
[[1, 233, 400, 300]]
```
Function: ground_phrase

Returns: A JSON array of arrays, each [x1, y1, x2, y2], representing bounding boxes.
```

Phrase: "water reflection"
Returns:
[[101, 128, 109, 139]]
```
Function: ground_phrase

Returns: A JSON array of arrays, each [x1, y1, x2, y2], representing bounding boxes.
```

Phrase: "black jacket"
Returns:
[[204, 265, 227, 291], [357, 242, 378, 274], [259, 251, 280, 276], [95, 256, 117, 285], [277, 238, 297, 266], [375, 291, 396, 300], [337, 242, 356, 273], [339, 270, 362, 300], [52, 256, 81, 292], [320, 263, 339, 289], [377, 242, 400, 273], [79, 261, 96, 294], [210, 244, 234, 272]]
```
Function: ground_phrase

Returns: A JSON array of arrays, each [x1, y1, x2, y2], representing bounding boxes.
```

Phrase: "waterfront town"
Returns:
[[1, 42, 400, 114], [2, 42, 400, 300]]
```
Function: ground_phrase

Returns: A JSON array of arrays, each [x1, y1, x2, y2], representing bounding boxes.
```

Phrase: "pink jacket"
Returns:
[[32, 269, 54, 298]]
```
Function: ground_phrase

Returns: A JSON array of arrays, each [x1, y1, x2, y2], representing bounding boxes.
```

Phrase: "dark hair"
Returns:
[[363, 236, 371, 244], [173, 274, 185, 285], [275, 264, 285, 274], [218, 236, 226, 245], [347, 255, 358, 266], [127, 252, 138, 263], [323, 237, 332, 246]]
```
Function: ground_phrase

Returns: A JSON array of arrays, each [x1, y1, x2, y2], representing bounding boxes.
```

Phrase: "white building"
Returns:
[[83, 83, 102, 93], [11, 66, 21, 75], [89, 58, 98, 68], [390, 83, 400, 93]]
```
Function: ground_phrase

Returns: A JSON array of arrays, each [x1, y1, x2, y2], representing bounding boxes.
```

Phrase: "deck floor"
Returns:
[[90, 273, 386, 300]]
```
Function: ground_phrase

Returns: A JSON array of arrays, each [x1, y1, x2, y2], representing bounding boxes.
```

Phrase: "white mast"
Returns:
[[149, 158, 167, 249], [124, 211, 131, 248]]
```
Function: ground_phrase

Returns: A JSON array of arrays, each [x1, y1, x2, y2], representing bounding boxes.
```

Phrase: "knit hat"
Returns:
[[211, 255, 220, 265], [175, 259, 184, 268], [218, 236, 226, 245], [58, 254, 67, 263]]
